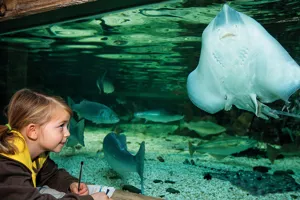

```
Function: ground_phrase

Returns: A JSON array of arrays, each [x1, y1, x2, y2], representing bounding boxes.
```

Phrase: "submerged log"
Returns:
[[0, 0, 95, 21]]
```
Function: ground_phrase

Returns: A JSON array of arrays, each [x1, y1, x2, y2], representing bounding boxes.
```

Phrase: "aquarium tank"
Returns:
[[0, 0, 299, 199]]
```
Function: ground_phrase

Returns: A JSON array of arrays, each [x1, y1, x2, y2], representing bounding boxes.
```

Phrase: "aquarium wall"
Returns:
[[0, 0, 299, 199]]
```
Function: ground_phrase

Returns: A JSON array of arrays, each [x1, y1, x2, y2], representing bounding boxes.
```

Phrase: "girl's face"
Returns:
[[38, 107, 71, 153]]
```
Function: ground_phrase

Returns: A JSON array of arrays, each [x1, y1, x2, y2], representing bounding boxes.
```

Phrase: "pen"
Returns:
[[78, 161, 84, 192], [106, 189, 110, 195]]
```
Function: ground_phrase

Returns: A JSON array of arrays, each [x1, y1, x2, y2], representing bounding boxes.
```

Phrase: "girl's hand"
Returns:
[[69, 182, 89, 195], [91, 192, 112, 200]]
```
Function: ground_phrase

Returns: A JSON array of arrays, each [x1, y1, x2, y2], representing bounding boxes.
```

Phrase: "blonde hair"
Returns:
[[0, 88, 72, 154]]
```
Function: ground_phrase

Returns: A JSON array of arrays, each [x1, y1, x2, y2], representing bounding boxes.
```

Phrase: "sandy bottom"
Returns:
[[52, 124, 300, 200]]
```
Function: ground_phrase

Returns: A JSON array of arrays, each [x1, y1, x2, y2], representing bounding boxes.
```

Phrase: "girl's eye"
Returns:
[[59, 123, 65, 129], [59, 121, 69, 130]]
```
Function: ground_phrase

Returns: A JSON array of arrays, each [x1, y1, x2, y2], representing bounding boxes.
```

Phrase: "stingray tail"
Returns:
[[272, 109, 300, 119], [136, 141, 145, 194], [260, 103, 300, 119]]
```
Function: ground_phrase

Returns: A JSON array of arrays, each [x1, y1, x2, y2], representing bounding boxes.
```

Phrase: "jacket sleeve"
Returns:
[[0, 156, 93, 200], [37, 156, 79, 193]]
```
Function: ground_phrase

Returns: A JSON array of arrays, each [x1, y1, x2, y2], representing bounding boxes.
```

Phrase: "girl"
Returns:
[[0, 88, 111, 200]]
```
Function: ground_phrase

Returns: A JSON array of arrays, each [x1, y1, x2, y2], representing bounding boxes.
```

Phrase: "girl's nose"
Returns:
[[64, 128, 70, 137]]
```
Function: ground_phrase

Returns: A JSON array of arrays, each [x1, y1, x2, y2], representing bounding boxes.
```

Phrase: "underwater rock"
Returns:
[[183, 159, 190, 165], [122, 185, 141, 194], [286, 169, 295, 175], [153, 180, 163, 183], [203, 173, 212, 180], [108, 175, 121, 180], [190, 159, 196, 165], [273, 170, 294, 176], [166, 188, 180, 194], [164, 180, 176, 184], [157, 156, 165, 162], [252, 166, 271, 173], [210, 170, 300, 195], [290, 194, 299, 199], [183, 159, 196, 165]]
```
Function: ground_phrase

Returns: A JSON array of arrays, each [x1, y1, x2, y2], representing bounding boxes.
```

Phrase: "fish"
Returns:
[[66, 118, 85, 147], [266, 141, 300, 164], [67, 97, 119, 124], [103, 132, 145, 194], [134, 110, 184, 123], [96, 70, 114, 94], [188, 136, 257, 158], [186, 4, 300, 120], [183, 121, 226, 138]]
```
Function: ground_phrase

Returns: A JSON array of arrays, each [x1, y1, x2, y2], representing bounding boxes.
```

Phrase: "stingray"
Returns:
[[187, 4, 300, 119]]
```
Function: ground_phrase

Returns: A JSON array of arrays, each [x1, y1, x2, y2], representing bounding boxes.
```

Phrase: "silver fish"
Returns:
[[183, 121, 226, 138], [103, 132, 145, 194], [68, 97, 119, 124], [189, 136, 257, 158], [134, 110, 184, 123]]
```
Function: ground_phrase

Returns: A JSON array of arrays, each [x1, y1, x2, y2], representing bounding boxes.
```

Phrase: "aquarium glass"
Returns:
[[0, 0, 299, 199]]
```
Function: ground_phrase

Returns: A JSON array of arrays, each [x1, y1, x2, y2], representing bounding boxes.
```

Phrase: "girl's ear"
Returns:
[[26, 124, 39, 140]]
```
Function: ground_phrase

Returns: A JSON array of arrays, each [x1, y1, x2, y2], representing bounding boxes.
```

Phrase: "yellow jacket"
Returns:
[[0, 130, 48, 187]]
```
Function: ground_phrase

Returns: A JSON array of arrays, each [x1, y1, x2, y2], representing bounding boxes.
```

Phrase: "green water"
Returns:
[[0, 0, 299, 198]]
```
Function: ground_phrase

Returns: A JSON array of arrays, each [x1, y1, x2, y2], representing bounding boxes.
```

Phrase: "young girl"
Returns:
[[0, 88, 112, 200]]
